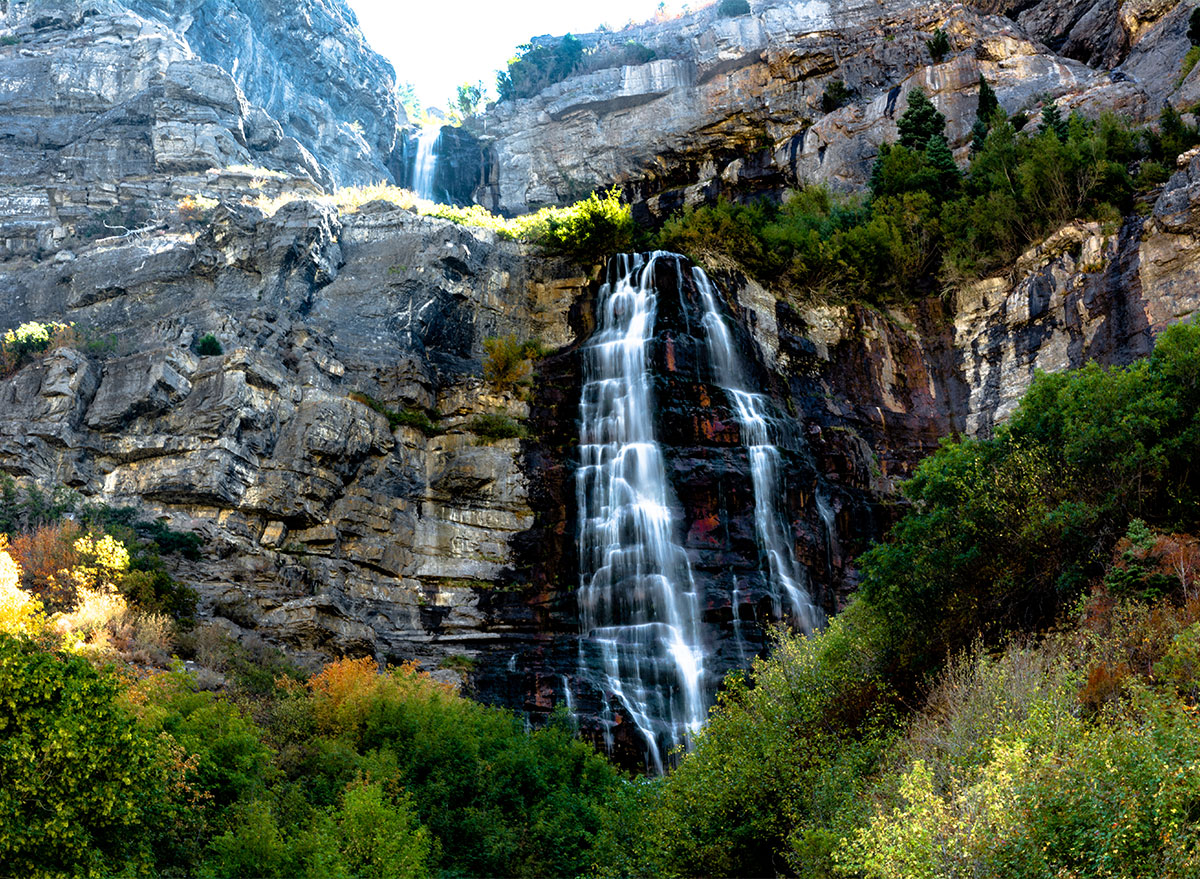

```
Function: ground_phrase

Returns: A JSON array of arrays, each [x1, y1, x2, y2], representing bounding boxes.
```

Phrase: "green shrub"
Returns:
[[927, 28, 951, 63], [527, 187, 636, 264], [718, 0, 752, 16], [468, 413, 528, 441], [348, 392, 442, 436], [820, 79, 851, 114], [482, 334, 540, 391], [195, 333, 223, 356], [0, 35, 20, 46], [1, 320, 74, 376], [497, 34, 584, 101], [0, 634, 167, 875]]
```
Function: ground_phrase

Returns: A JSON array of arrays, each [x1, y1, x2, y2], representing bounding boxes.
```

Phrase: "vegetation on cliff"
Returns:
[[659, 86, 1200, 303]]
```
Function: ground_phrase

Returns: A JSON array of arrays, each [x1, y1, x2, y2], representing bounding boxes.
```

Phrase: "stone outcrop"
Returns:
[[477, 0, 1187, 217]]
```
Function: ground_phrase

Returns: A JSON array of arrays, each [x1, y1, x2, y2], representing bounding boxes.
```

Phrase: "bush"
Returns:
[[527, 187, 636, 264], [718, 0, 752, 16], [820, 79, 851, 114], [195, 333, 223, 356], [468, 413, 528, 441], [0, 320, 75, 376], [927, 28, 951, 63], [0, 634, 167, 876], [497, 34, 584, 101], [347, 392, 442, 436]]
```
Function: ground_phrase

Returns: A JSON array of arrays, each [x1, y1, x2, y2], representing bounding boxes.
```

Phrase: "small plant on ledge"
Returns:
[[194, 333, 223, 356]]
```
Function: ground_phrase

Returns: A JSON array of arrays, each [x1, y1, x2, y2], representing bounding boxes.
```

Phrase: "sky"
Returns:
[[345, 0, 681, 110]]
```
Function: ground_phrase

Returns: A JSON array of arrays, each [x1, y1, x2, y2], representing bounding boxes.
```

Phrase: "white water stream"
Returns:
[[412, 127, 440, 201], [576, 253, 707, 773]]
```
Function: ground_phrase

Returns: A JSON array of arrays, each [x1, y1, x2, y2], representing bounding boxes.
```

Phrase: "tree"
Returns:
[[821, 79, 851, 114], [927, 28, 951, 63], [897, 87, 947, 150], [1040, 101, 1068, 142], [0, 635, 167, 875], [451, 80, 488, 123], [976, 75, 999, 125], [925, 134, 961, 193]]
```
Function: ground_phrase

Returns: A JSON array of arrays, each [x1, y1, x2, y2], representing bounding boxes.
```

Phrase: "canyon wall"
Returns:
[[3, 0, 1200, 748]]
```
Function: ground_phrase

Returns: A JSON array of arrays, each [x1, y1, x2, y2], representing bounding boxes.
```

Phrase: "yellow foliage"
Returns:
[[72, 533, 130, 591], [0, 544, 45, 637], [308, 656, 451, 739]]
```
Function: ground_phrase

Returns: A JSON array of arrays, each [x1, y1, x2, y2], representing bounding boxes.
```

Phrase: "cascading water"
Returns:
[[576, 252, 707, 773], [692, 267, 823, 633], [575, 252, 831, 771], [412, 127, 440, 201]]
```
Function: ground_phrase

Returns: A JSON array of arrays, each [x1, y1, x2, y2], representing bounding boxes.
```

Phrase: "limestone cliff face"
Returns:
[[478, 0, 1185, 217]]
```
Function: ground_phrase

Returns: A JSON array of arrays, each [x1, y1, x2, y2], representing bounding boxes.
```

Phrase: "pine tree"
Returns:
[[927, 28, 951, 63], [924, 134, 960, 192], [1040, 101, 1068, 142], [976, 76, 999, 125], [897, 88, 947, 151], [970, 118, 990, 156]]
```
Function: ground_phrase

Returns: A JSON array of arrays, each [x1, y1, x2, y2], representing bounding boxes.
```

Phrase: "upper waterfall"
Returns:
[[413, 127, 441, 201]]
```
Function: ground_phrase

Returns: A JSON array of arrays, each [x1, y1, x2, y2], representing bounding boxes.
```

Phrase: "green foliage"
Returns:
[[857, 321, 1200, 684], [1, 320, 74, 376], [482, 334, 547, 392], [348, 392, 442, 437], [820, 79, 851, 114], [624, 611, 897, 877], [718, 0, 752, 16], [497, 34, 584, 101], [1040, 100, 1069, 142], [897, 88, 947, 151], [528, 187, 636, 264], [0, 634, 166, 876], [450, 80, 488, 123], [195, 333, 223, 356], [926, 28, 951, 63], [468, 413, 528, 441], [0, 35, 20, 46]]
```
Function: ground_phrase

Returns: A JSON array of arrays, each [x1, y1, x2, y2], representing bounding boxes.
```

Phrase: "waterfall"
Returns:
[[575, 252, 827, 771], [692, 267, 822, 633], [412, 127, 440, 201], [576, 252, 707, 773]]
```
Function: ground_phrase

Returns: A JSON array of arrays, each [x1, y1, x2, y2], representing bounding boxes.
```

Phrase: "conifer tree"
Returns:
[[897, 88, 947, 151], [1040, 101, 1068, 142], [925, 133, 960, 192], [970, 76, 1000, 155]]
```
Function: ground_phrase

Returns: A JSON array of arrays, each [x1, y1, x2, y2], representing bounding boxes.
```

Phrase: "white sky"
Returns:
[[345, 0, 679, 109]]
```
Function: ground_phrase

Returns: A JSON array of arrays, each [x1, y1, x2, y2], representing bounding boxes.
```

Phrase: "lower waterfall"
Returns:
[[575, 252, 823, 771], [576, 253, 706, 773]]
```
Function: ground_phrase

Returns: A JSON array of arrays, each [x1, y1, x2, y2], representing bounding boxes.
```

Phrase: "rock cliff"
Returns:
[[3, 0, 1200, 752], [477, 0, 1187, 217]]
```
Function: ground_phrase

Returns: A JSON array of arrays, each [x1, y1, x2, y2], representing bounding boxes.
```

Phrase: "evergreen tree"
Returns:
[[897, 88, 947, 151], [970, 118, 990, 156], [976, 75, 999, 124], [925, 134, 960, 193], [970, 76, 1000, 156], [1040, 101, 1068, 142], [927, 28, 951, 63]]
